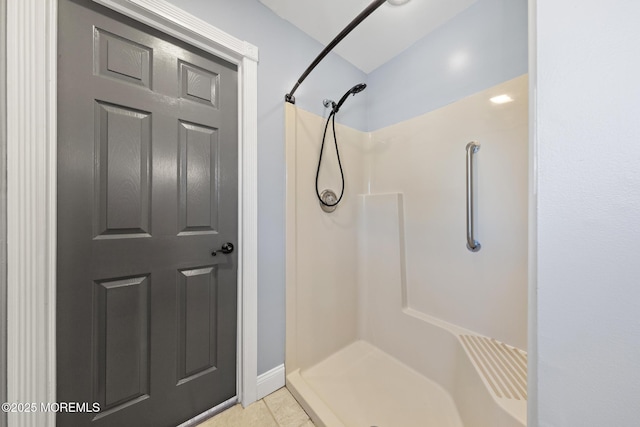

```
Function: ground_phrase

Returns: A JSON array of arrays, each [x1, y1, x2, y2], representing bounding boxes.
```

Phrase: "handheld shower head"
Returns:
[[333, 83, 367, 113], [350, 83, 367, 94]]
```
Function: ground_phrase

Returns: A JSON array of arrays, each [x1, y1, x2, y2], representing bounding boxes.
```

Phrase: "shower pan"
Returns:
[[285, 75, 529, 427]]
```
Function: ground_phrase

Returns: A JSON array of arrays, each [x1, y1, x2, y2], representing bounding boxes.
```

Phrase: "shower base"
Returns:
[[290, 340, 463, 427]]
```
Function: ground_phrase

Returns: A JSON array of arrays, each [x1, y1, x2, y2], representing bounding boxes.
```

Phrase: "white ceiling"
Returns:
[[259, 0, 477, 73]]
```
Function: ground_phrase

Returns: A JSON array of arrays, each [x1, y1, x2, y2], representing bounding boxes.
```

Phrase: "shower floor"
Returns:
[[300, 341, 464, 427]]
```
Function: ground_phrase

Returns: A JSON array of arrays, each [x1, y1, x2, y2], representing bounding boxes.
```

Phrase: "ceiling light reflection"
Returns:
[[490, 94, 514, 104]]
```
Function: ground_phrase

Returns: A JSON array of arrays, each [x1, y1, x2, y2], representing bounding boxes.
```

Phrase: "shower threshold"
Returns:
[[289, 341, 464, 427]]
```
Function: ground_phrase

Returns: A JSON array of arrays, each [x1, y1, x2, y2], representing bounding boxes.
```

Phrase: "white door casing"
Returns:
[[5, 0, 258, 426]]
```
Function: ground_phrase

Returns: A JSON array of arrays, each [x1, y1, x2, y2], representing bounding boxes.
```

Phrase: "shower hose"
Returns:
[[315, 110, 345, 208]]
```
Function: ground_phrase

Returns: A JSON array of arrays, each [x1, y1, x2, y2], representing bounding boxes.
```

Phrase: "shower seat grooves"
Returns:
[[460, 335, 528, 401]]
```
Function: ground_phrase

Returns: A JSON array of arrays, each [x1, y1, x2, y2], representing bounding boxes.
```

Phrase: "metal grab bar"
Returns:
[[466, 142, 481, 252]]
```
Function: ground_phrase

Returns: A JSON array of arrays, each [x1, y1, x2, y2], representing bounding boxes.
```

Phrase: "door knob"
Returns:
[[212, 242, 234, 256]]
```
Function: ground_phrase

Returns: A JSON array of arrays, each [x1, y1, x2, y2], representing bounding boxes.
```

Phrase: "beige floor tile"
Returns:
[[297, 420, 316, 427], [263, 388, 311, 427], [198, 401, 278, 427]]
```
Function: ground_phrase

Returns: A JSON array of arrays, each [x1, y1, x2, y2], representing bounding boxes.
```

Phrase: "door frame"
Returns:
[[5, 0, 259, 425]]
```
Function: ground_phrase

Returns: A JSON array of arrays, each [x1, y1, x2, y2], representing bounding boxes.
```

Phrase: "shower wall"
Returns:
[[368, 75, 528, 349], [285, 105, 368, 373]]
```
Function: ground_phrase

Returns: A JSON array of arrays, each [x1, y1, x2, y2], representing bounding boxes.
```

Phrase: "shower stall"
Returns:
[[285, 73, 528, 426]]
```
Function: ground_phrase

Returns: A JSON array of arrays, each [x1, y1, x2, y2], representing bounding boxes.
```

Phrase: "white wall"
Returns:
[[164, 0, 367, 374], [533, 1, 640, 425]]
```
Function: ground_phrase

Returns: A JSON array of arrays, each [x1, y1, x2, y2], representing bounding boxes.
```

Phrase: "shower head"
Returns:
[[333, 83, 367, 113], [350, 83, 367, 94]]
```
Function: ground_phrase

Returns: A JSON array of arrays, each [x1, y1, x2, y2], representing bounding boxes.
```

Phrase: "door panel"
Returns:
[[57, 1, 238, 426], [94, 275, 150, 412], [177, 266, 218, 382], [94, 101, 152, 237], [179, 61, 220, 108], [94, 27, 152, 88], [178, 120, 220, 233]]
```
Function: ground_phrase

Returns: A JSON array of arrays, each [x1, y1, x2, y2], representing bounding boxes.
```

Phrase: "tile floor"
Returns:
[[197, 387, 315, 427]]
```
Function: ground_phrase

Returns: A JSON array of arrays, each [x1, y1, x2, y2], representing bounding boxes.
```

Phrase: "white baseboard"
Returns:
[[256, 364, 285, 400]]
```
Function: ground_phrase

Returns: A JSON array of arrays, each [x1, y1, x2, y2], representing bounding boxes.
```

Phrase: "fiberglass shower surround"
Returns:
[[285, 75, 529, 427]]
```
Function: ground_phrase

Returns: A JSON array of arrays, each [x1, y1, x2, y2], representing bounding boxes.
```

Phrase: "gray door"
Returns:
[[57, 1, 238, 426]]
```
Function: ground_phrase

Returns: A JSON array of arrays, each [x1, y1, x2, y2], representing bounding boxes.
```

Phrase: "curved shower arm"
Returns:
[[284, 0, 386, 104], [466, 142, 481, 252]]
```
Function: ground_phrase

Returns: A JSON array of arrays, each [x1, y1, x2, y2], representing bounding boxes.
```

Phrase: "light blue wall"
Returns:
[[164, 0, 367, 375], [367, 0, 528, 131]]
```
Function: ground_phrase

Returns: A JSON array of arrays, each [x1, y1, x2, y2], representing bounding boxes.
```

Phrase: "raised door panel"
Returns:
[[178, 121, 219, 234], [94, 101, 151, 238], [179, 60, 219, 108], [93, 275, 150, 415], [177, 266, 218, 384], [94, 27, 152, 88]]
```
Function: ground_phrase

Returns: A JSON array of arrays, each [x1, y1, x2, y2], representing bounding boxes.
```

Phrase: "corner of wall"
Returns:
[[256, 364, 285, 400], [284, 102, 299, 374], [527, 0, 538, 425]]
